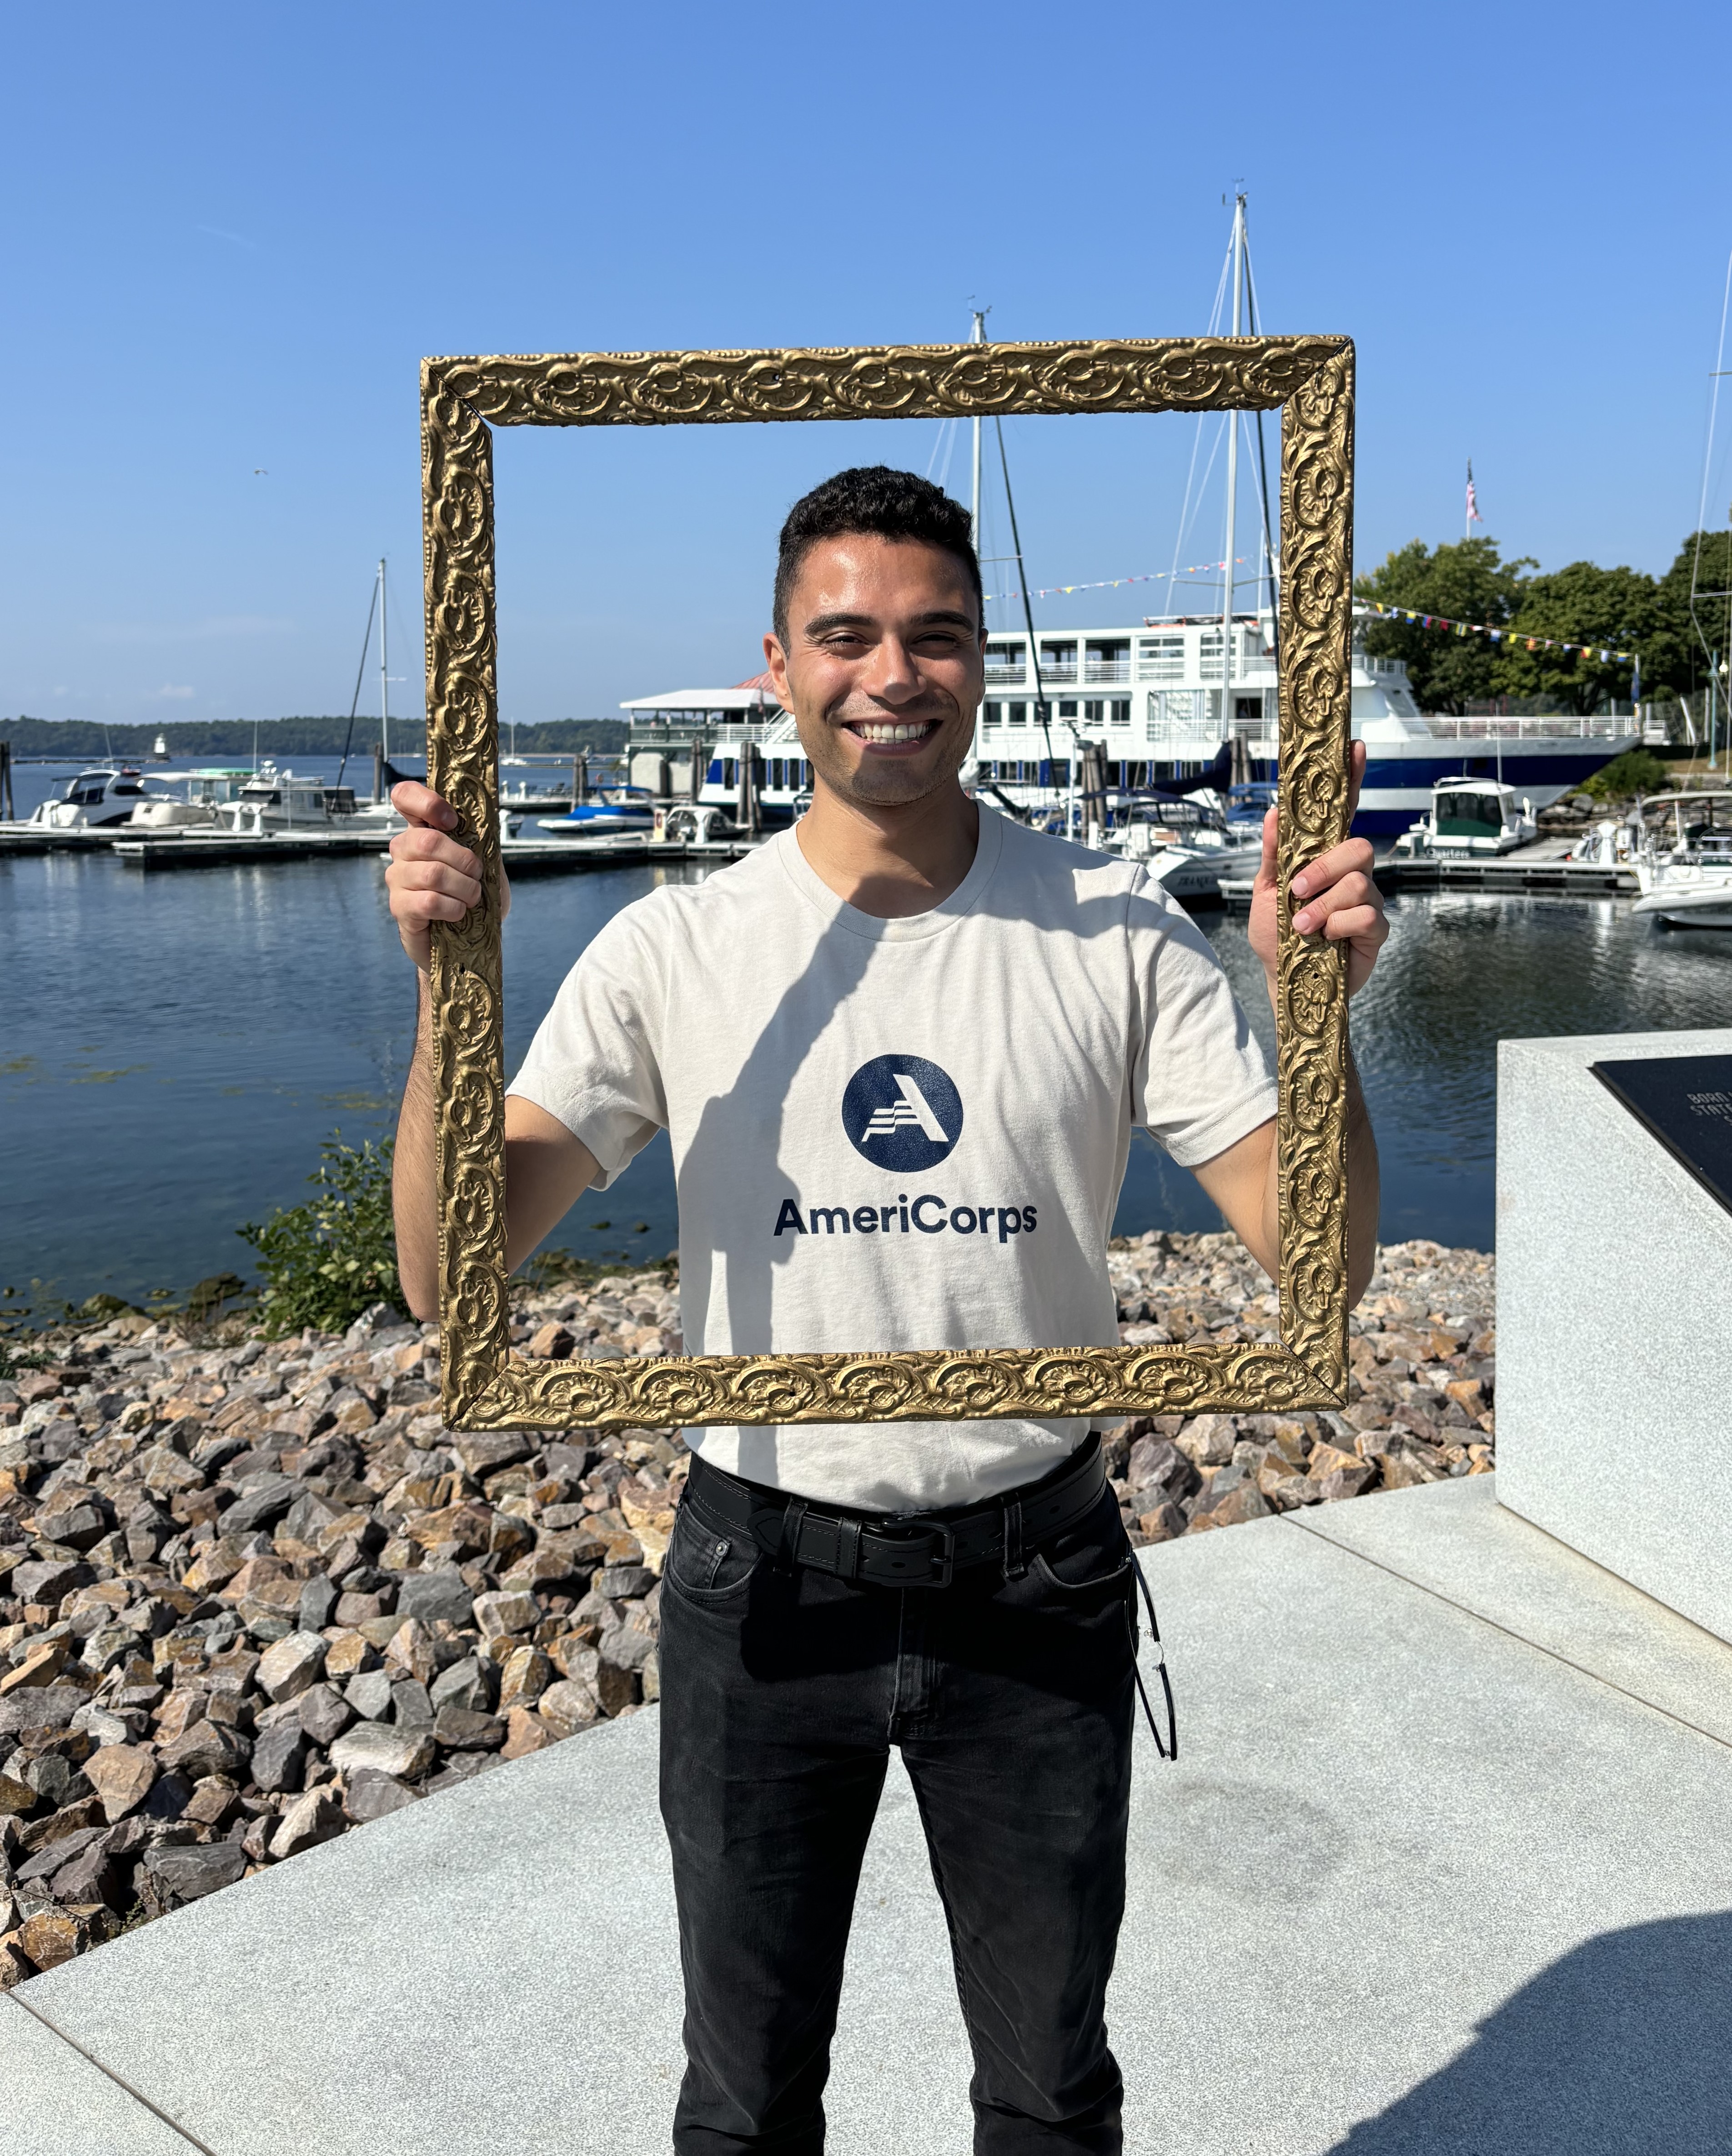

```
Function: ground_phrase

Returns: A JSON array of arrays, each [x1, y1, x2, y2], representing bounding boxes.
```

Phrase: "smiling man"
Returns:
[[385, 465, 1386, 2154]]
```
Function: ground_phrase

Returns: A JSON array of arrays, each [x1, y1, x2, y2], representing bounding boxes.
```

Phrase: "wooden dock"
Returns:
[[0, 822, 763, 871], [1219, 836, 1638, 906]]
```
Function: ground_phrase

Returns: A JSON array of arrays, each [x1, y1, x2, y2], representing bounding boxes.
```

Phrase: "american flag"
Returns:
[[1466, 460, 1485, 526]]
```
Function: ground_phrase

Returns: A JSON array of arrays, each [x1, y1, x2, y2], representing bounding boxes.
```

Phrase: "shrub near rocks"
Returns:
[[0, 1237, 1491, 1984]]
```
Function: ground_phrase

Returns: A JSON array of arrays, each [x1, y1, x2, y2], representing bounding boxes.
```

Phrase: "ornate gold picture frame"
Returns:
[[422, 334, 1354, 1431]]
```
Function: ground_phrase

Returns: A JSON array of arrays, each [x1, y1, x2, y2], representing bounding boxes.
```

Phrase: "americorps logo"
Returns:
[[841, 1053, 964, 1172]]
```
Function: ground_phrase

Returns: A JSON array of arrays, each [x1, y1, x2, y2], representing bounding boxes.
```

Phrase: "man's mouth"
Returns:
[[843, 719, 938, 746]]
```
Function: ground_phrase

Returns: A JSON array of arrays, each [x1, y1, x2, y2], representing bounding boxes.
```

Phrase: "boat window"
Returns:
[[982, 702, 1001, 726], [984, 642, 1024, 677], [1058, 700, 1078, 718], [1436, 795, 1504, 836], [1137, 635, 1185, 682], [1006, 702, 1028, 727], [1110, 699, 1130, 726], [112, 783, 145, 796]]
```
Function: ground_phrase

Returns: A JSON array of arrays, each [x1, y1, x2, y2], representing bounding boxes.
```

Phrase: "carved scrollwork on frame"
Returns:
[[422, 335, 1355, 1429]]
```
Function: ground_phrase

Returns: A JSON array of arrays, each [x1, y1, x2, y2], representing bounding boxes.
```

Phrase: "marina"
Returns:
[[5, 835, 1732, 1314]]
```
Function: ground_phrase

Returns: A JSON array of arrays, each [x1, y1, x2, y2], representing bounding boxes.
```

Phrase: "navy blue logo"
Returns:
[[842, 1054, 964, 1172]]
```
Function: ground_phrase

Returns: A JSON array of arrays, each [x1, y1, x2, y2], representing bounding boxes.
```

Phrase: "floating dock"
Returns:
[[0, 821, 763, 871], [1219, 834, 1638, 906]]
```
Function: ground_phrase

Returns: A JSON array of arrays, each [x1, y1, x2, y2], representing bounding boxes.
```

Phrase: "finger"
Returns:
[[1345, 740, 1366, 823], [1318, 903, 1387, 947], [389, 859, 482, 908], [1292, 872, 1381, 937], [1257, 802, 1279, 885], [391, 780, 458, 830], [389, 827, 481, 878], [392, 887, 470, 925], [1290, 836, 1376, 904]]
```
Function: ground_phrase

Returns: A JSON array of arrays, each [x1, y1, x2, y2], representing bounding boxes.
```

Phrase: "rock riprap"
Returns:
[[0, 1236, 1492, 1982]]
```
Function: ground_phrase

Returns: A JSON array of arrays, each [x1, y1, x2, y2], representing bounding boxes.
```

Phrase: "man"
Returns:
[[387, 466, 1387, 2153]]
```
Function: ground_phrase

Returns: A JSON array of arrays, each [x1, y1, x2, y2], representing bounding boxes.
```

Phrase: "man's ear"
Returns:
[[763, 632, 790, 699]]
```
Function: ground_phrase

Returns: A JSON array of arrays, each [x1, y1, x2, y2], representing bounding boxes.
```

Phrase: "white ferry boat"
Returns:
[[618, 621, 1639, 840]]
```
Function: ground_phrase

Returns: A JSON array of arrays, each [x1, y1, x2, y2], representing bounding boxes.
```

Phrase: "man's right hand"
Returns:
[[384, 782, 510, 969]]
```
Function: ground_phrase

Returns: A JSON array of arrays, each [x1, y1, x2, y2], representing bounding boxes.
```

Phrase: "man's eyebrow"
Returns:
[[803, 609, 978, 636]]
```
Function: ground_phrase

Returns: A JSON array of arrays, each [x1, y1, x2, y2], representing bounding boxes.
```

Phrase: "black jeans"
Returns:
[[658, 1460, 1138, 2154]]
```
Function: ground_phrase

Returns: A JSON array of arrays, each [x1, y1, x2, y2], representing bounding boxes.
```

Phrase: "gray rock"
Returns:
[[396, 1567, 473, 1627], [219, 1475, 300, 1536], [296, 1683, 354, 1749], [0, 1685, 88, 1741], [143, 1840, 245, 1905], [595, 1564, 657, 1601], [390, 1680, 434, 1727], [298, 1575, 340, 1633], [599, 1624, 657, 1672], [429, 1655, 493, 1714], [255, 1630, 328, 1703], [10, 1559, 90, 1605], [157, 1720, 251, 1782], [472, 1588, 538, 1640], [432, 1705, 506, 1750], [342, 1769, 421, 1824], [344, 1669, 395, 1721], [251, 1721, 308, 1794], [330, 1722, 437, 1781]]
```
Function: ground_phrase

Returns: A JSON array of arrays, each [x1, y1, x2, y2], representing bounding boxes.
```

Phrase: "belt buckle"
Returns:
[[889, 1516, 956, 1589]]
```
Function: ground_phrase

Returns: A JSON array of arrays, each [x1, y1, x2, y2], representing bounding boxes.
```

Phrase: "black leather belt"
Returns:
[[682, 1435, 1106, 1589]]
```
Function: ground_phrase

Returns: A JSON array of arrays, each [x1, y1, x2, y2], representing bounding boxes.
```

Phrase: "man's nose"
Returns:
[[859, 636, 921, 702]]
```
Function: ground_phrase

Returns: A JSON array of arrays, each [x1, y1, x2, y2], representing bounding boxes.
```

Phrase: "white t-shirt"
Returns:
[[509, 808, 1275, 1509]]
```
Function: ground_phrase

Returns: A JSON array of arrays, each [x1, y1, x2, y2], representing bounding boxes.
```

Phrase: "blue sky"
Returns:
[[5, 0, 1731, 729]]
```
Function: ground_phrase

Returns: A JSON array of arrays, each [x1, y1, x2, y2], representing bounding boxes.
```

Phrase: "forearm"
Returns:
[[1343, 1045, 1379, 1305], [392, 973, 442, 1322]]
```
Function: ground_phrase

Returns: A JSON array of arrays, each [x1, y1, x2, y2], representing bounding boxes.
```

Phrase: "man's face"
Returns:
[[764, 535, 985, 811]]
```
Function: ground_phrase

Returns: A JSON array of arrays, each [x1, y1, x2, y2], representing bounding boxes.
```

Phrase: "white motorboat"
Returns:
[[128, 768, 253, 829], [24, 767, 150, 827], [213, 762, 378, 832], [1392, 777, 1537, 857], [1630, 790, 1732, 928]]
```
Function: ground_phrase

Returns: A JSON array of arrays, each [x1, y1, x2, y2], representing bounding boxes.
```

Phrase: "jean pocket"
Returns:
[[1029, 1488, 1134, 1594], [665, 1507, 763, 1604]]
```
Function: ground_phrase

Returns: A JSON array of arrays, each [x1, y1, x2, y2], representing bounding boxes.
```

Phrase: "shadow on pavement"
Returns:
[[1330, 1912, 1732, 2154]]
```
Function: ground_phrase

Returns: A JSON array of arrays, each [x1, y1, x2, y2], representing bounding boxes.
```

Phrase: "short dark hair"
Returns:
[[773, 465, 983, 643]]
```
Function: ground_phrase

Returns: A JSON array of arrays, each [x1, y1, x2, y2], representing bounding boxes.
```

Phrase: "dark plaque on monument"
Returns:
[[1591, 1054, 1732, 1218]]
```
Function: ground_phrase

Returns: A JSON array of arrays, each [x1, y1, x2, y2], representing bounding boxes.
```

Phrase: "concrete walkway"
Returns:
[[8, 1476, 1731, 2155]]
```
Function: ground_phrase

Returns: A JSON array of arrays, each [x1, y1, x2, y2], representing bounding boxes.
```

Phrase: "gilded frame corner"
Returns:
[[421, 333, 1355, 1431]]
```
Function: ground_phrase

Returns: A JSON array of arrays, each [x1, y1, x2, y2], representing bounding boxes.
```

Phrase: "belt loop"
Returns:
[[1002, 1497, 1026, 1581], [779, 1497, 809, 1571], [834, 1517, 862, 1582]]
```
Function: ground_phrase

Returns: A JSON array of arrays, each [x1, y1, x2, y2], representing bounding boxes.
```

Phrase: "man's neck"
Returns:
[[794, 780, 980, 920]]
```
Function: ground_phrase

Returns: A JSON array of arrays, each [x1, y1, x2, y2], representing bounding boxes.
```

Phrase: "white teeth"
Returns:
[[855, 722, 930, 743]]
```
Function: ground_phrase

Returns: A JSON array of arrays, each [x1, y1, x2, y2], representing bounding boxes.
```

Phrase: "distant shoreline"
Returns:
[[0, 715, 628, 761]]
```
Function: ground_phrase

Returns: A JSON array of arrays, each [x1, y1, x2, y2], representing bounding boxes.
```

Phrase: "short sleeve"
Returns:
[[507, 902, 669, 1188], [1125, 873, 1276, 1167]]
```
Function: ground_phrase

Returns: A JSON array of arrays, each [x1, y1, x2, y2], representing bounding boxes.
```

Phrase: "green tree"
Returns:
[[1651, 530, 1732, 716], [1355, 538, 1534, 713], [1494, 561, 1659, 715]]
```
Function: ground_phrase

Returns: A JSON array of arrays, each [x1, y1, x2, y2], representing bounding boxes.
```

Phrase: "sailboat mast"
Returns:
[[377, 557, 390, 769], [969, 310, 986, 553], [1220, 192, 1245, 750]]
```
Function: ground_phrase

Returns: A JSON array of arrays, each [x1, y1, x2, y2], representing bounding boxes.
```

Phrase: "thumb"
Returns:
[[1256, 801, 1279, 885]]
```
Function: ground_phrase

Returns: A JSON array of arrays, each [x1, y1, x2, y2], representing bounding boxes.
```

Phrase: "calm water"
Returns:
[[5, 763, 1732, 1309]]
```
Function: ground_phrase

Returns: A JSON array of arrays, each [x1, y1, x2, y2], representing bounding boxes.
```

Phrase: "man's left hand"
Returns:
[[1246, 742, 1389, 998]]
